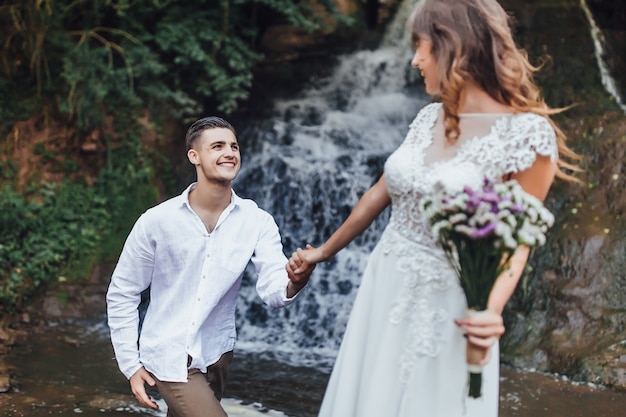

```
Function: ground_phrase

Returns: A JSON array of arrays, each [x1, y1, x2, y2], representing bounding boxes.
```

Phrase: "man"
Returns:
[[106, 116, 313, 417]]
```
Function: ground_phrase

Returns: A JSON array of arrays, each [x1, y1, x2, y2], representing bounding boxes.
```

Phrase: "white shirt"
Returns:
[[106, 183, 299, 382]]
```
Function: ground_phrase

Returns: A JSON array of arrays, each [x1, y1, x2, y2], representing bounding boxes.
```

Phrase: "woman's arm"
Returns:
[[488, 154, 557, 313], [457, 154, 557, 355], [292, 175, 391, 272]]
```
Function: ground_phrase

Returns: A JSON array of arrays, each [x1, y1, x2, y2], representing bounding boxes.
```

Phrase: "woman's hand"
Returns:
[[289, 244, 327, 274], [454, 309, 505, 365]]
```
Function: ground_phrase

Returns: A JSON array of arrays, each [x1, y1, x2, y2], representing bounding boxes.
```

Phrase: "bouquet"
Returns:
[[421, 177, 554, 398]]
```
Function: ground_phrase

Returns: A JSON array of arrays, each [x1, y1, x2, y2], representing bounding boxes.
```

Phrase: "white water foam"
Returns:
[[127, 398, 290, 417], [580, 0, 626, 113]]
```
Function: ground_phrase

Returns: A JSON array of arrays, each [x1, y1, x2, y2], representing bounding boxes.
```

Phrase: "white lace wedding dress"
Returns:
[[318, 102, 558, 417]]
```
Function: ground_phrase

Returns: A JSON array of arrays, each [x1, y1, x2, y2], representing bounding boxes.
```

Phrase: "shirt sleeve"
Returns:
[[250, 211, 302, 308], [106, 213, 155, 379], [503, 114, 559, 175]]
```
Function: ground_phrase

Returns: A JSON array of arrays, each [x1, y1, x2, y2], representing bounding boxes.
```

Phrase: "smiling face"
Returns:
[[187, 127, 241, 185], [411, 36, 439, 95]]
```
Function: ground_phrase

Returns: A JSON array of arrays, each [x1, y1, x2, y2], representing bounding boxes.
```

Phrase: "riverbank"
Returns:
[[0, 262, 113, 393]]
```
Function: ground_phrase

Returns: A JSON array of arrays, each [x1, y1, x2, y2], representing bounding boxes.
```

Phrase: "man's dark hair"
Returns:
[[185, 116, 237, 151]]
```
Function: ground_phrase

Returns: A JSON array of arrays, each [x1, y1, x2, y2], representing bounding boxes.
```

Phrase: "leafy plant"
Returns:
[[0, 127, 171, 313], [0, 0, 350, 133]]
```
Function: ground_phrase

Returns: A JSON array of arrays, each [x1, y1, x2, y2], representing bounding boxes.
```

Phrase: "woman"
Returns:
[[290, 0, 580, 416]]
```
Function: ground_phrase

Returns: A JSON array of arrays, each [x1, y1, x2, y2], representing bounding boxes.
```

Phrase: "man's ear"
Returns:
[[187, 148, 199, 165]]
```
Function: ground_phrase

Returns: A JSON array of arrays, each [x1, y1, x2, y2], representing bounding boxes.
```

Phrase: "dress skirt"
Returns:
[[317, 230, 499, 417]]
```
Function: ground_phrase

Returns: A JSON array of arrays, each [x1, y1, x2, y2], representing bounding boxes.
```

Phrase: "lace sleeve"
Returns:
[[404, 102, 441, 146], [502, 113, 559, 174]]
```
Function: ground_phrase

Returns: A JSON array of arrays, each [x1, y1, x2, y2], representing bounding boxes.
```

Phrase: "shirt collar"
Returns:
[[180, 182, 241, 211]]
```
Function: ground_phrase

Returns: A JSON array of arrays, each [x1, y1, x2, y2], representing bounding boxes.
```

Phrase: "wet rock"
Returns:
[[19, 313, 30, 325], [36, 263, 114, 321], [576, 340, 626, 389], [63, 335, 82, 348], [0, 327, 11, 345], [0, 359, 12, 393], [87, 393, 133, 410], [0, 374, 10, 393]]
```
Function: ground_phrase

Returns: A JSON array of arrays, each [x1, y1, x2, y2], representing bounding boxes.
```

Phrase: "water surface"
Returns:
[[1, 323, 623, 417]]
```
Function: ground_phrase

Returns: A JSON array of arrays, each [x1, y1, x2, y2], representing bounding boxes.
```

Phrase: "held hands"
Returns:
[[285, 245, 315, 297], [129, 367, 158, 409], [454, 309, 505, 365], [291, 244, 328, 274], [285, 244, 325, 298]]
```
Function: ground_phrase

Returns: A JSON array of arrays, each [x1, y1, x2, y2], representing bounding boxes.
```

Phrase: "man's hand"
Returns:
[[129, 367, 159, 409], [286, 246, 316, 298]]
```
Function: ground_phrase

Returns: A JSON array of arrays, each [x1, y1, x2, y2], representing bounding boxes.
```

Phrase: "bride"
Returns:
[[289, 0, 580, 415]]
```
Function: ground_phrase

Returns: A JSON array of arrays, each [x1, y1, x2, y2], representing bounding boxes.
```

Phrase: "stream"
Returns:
[[0, 321, 624, 417]]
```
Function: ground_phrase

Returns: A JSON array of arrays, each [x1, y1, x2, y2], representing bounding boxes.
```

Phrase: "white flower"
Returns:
[[536, 233, 546, 246], [454, 224, 476, 237], [495, 222, 511, 237], [496, 209, 511, 220], [432, 220, 451, 236], [539, 208, 555, 226], [498, 199, 513, 210], [449, 213, 468, 225], [504, 235, 518, 249], [527, 207, 539, 223], [470, 209, 497, 228]]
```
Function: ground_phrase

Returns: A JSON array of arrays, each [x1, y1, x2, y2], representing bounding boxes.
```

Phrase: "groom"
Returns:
[[106, 116, 313, 417]]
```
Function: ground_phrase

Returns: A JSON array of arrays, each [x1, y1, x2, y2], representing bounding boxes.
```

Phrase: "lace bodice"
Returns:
[[385, 102, 558, 245], [379, 102, 558, 381]]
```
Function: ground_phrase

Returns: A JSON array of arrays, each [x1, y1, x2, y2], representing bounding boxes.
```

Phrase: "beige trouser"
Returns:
[[153, 351, 234, 417]]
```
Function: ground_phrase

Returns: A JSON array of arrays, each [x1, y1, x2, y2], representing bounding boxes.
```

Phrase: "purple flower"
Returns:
[[464, 186, 482, 212], [479, 191, 501, 203], [471, 222, 497, 238], [464, 185, 476, 194]]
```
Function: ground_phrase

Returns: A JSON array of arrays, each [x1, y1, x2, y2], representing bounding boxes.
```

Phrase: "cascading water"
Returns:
[[232, 0, 429, 370], [580, 0, 626, 113]]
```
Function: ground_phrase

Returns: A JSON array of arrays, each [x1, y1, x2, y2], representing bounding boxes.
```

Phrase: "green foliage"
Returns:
[[0, 0, 350, 133], [0, 182, 110, 312], [0, 131, 166, 314], [92, 135, 161, 261]]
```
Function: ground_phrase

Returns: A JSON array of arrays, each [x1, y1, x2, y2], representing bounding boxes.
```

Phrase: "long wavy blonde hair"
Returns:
[[410, 0, 581, 181]]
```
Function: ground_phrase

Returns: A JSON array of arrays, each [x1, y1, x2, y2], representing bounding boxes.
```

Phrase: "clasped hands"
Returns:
[[285, 244, 321, 297]]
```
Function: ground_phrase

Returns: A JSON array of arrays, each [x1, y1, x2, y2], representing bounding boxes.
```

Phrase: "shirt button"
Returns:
[[197, 298, 201, 302], [206, 254, 210, 258]]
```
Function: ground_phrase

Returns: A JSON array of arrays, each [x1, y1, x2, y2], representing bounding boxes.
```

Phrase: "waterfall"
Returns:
[[580, 0, 626, 113], [232, 0, 429, 370]]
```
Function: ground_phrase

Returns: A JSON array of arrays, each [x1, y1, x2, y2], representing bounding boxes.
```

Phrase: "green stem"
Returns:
[[468, 372, 482, 398]]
